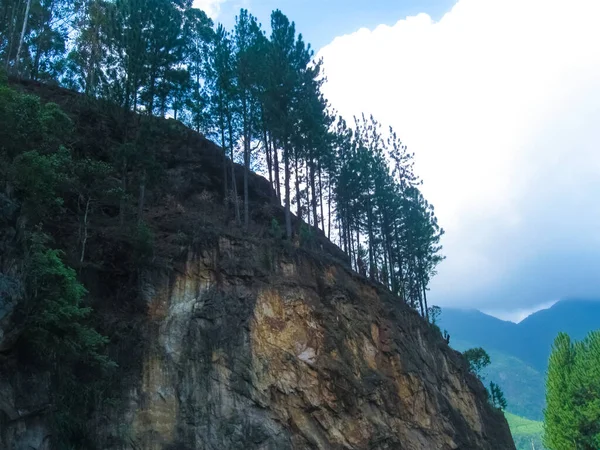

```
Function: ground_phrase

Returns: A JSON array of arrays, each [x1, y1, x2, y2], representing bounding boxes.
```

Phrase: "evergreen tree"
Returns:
[[544, 331, 600, 450], [489, 381, 508, 410]]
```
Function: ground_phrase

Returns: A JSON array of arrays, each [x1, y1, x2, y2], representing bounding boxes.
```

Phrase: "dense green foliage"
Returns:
[[544, 331, 600, 450], [505, 412, 545, 450], [490, 381, 507, 410], [1, 0, 445, 319], [0, 79, 114, 447]]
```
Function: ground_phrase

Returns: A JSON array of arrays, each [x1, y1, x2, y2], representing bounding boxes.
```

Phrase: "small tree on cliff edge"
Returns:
[[463, 347, 491, 380], [489, 381, 507, 410]]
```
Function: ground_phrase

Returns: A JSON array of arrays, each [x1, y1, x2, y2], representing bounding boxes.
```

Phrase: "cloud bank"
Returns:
[[318, 0, 600, 313]]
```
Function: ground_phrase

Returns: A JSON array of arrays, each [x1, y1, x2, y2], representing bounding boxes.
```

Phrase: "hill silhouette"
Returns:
[[439, 299, 600, 420]]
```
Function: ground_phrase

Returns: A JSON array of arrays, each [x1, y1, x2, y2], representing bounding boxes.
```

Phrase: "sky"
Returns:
[[197, 0, 600, 321]]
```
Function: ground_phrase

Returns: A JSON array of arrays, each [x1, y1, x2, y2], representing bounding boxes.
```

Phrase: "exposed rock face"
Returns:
[[1, 80, 515, 449], [89, 236, 514, 450]]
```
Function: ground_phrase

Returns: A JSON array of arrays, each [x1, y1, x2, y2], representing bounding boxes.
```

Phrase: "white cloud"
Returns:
[[193, 0, 226, 19], [484, 300, 558, 323], [318, 0, 600, 312]]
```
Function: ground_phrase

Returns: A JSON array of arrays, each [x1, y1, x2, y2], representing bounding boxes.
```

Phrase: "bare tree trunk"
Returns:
[[80, 196, 91, 264], [14, 0, 32, 74], [318, 162, 325, 232], [263, 128, 272, 192], [366, 198, 375, 279], [274, 143, 281, 202], [422, 276, 429, 321], [305, 162, 311, 227], [243, 137, 249, 229], [310, 159, 317, 228], [119, 157, 127, 227], [284, 142, 292, 238], [294, 156, 301, 220], [227, 114, 240, 224], [4, 3, 19, 70], [327, 181, 332, 240], [137, 169, 146, 224], [219, 112, 228, 207]]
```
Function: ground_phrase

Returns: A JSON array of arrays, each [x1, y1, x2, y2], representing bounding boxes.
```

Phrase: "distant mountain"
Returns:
[[439, 299, 600, 420], [440, 299, 600, 372]]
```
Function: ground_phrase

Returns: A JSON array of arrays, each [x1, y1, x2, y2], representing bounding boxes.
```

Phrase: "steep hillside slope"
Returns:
[[0, 81, 515, 450]]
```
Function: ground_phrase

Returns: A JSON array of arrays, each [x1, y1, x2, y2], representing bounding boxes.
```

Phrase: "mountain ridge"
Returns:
[[439, 298, 600, 421]]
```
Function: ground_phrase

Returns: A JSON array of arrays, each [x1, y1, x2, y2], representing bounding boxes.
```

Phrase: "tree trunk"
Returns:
[[243, 136, 250, 229], [310, 159, 317, 229], [219, 110, 228, 207], [14, 0, 32, 75], [327, 181, 331, 240], [119, 157, 127, 227], [367, 197, 375, 279], [80, 196, 91, 264], [422, 276, 429, 321], [274, 143, 281, 202], [4, 4, 19, 70], [294, 155, 301, 220], [263, 128, 272, 192], [137, 169, 146, 224], [318, 161, 325, 232], [227, 113, 240, 224], [284, 142, 292, 238], [305, 162, 311, 227]]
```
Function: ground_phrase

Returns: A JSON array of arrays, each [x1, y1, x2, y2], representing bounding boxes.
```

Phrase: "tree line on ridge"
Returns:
[[1, 0, 444, 317]]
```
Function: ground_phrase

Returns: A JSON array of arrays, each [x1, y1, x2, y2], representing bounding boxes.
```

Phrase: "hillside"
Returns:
[[451, 339, 545, 421], [439, 300, 600, 420], [0, 81, 515, 449], [505, 413, 545, 450], [441, 300, 600, 372]]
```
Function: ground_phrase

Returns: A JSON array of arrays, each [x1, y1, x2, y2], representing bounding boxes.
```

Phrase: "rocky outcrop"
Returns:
[[0, 80, 515, 449], [87, 236, 513, 450]]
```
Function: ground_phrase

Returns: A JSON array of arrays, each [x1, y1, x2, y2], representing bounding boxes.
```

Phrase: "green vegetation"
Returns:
[[451, 338, 545, 421], [490, 381, 507, 410], [505, 412, 545, 450], [440, 302, 600, 422], [1, 0, 445, 320], [461, 345, 509, 412], [463, 347, 491, 379], [544, 331, 600, 449], [0, 2, 454, 446], [0, 81, 115, 447]]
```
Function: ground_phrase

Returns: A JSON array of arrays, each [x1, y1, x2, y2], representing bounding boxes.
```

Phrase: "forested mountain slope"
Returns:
[[0, 81, 515, 450], [439, 299, 600, 421]]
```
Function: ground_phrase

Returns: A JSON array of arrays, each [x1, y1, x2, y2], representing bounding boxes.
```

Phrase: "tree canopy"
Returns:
[[544, 331, 600, 450], [1, 0, 445, 317]]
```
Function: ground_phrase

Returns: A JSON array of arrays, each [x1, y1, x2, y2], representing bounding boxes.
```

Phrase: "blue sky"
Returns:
[[200, 0, 457, 51]]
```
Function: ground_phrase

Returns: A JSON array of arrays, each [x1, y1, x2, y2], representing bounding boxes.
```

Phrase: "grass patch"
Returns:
[[505, 412, 545, 450]]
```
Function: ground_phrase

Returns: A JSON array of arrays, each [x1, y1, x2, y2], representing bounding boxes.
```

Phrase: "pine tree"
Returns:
[[544, 332, 578, 449]]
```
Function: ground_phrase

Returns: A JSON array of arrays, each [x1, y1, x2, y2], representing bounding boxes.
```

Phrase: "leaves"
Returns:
[[544, 332, 600, 449], [463, 347, 491, 379]]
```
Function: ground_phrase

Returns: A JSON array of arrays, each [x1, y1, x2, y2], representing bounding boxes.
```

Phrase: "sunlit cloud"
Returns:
[[319, 0, 600, 313], [193, 0, 226, 19]]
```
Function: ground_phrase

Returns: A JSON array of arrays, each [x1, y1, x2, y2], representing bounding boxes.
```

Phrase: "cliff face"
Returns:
[[95, 237, 512, 450], [0, 81, 515, 450]]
